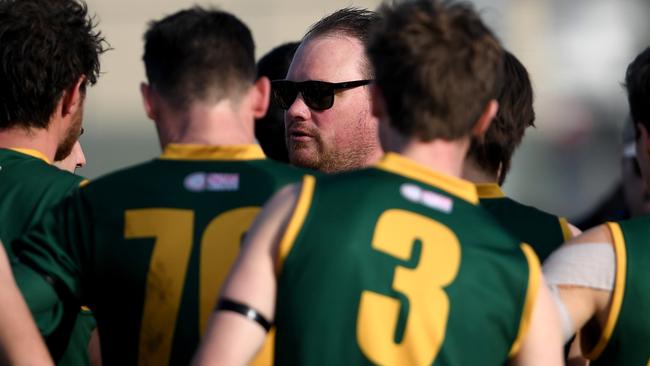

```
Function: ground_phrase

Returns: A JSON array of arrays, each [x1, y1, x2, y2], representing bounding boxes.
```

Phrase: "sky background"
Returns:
[[80, 0, 650, 221]]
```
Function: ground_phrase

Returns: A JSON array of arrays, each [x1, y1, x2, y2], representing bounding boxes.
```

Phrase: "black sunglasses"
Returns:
[[271, 79, 372, 111]]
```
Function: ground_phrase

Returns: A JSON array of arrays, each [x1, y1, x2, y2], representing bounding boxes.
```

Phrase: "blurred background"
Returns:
[[81, 0, 650, 222]]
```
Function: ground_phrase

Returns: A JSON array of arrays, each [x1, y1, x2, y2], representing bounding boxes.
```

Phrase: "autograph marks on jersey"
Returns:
[[400, 183, 453, 213], [184, 172, 239, 192]]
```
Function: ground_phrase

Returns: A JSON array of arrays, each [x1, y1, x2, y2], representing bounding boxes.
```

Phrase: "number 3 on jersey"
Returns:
[[124, 207, 260, 366], [357, 209, 461, 366]]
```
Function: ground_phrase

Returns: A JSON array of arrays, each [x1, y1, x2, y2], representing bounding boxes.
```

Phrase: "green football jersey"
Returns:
[[0, 148, 82, 251], [274, 153, 541, 366], [583, 218, 650, 365], [13, 144, 305, 365], [477, 183, 572, 261], [0, 148, 93, 366]]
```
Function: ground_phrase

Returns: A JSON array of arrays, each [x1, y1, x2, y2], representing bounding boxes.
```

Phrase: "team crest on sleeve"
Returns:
[[400, 183, 453, 213], [184, 172, 239, 192]]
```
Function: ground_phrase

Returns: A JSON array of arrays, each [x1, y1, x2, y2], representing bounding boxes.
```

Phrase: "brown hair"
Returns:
[[468, 51, 535, 185], [0, 0, 107, 129], [143, 7, 256, 109], [303, 7, 379, 78], [367, 0, 503, 141]]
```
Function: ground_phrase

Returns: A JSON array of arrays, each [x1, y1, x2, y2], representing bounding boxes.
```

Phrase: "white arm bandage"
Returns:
[[542, 243, 616, 342]]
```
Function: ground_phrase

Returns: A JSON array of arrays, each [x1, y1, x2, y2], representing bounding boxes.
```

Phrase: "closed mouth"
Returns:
[[290, 129, 312, 138], [287, 125, 316, 141]]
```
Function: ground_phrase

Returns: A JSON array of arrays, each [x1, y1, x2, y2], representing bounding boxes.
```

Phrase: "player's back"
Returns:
[[0, 148, 81, 248], [476, 183, 571, 261], [17, 145, 305, 365], [275, 154, 538, 366], [586, 216, 650, 365]]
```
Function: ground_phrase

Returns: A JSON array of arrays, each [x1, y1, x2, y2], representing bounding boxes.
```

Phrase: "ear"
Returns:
[[369, 84, 386, 120], [61, 76, 86, 117], [140, 82, 158, 120], [471, 99, 498, 138], [250, 76, 271, 119]]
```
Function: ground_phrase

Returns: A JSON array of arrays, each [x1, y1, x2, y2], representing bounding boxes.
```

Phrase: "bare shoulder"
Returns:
[[241, 176, 313, 260], [565, 224, 613, 247], [245, 181, 302, 241], [255, 175, 312, 227], [567, 222, 582, 238], [264, 181, 303, 215]]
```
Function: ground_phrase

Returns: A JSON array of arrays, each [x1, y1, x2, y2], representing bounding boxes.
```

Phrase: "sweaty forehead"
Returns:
[[287, 35, 366, 82]]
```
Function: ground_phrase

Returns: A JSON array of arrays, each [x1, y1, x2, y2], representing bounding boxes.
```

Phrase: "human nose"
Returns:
[[286, 92, 310, 123], [76, 143, 87, 169]]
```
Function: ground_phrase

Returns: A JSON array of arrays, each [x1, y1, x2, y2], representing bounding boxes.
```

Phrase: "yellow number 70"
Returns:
[[124, 207, 260, 366]]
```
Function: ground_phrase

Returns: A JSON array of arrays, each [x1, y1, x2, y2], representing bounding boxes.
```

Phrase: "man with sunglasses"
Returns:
[[543, 47, 650, 365], [272, 7, 383, 173], [194, 1, 562, 365]]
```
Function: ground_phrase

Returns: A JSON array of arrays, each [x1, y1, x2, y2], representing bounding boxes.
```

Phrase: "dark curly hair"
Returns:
[[0, 0, 107, 130], [467, 51, 535, 185]]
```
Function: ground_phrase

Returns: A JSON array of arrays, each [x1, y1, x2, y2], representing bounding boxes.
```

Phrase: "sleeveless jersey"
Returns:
[[477, 183, 572, 261], [584, 218, 650, 365], [13, 144, 305, 365], [0, 148, 92, 366], [274, 153, 541, 366]]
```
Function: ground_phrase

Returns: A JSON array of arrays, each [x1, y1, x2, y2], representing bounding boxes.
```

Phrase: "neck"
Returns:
[[156, 99, 256, 149], [389, 138, 469, 178], [0, 126, 57, 162], [462, 158, 499, 184]]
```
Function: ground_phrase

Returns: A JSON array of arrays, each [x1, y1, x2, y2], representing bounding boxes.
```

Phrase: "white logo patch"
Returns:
[[400, 183, 453, 213], [206, 173, 239, 191], [184, 172, 207, 192], [184, 172, 240, 192]]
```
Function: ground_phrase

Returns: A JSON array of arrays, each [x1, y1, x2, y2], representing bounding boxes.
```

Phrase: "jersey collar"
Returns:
[[7, 148, 51, 164], [160, 144, 265, 161], [475, 183, 505, 198], [375, 152, 478, 204]]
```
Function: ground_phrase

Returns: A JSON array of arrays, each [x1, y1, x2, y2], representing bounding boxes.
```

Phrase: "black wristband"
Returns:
[[216, 298, 272, 332]]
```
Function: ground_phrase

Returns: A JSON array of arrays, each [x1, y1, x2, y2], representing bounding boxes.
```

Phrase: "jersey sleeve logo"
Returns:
[[400, 183, 453, 213]]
